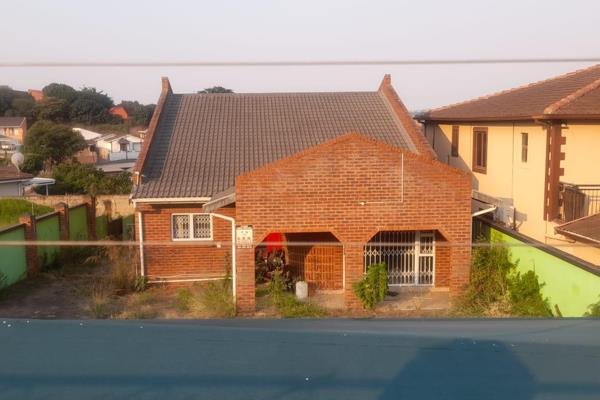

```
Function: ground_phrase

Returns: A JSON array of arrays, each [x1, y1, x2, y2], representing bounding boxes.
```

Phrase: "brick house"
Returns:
[[131, 76, 472, 313]]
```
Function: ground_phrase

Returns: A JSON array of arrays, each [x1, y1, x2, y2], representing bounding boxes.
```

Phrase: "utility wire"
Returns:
[[2, 58, 600, 68]]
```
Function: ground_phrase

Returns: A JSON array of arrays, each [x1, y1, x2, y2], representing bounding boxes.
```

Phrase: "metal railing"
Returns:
[[559, 182, 600, 222]]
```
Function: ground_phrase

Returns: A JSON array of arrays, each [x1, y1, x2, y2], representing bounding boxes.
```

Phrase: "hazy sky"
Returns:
[[2, 0, 599, 110]]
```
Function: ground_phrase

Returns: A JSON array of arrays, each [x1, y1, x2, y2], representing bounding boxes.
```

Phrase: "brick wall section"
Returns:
[[18, 214, 37, 277], [54, 202, 69, 241], [236, 134, 471, 311], [435, 232, 450, 287], [135, 204, 234, 280]]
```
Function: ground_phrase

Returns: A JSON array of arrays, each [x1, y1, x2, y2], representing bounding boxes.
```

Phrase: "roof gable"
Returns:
[[133, 78, 427, 199]]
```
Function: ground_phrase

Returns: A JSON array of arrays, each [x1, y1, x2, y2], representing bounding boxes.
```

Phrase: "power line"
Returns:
[[1, 58, 600, 68]]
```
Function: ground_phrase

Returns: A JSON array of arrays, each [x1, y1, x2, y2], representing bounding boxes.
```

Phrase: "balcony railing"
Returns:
[[559, 182, 600, 222]]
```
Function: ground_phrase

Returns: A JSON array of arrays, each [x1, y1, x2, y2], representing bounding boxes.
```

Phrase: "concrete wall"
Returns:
[[489, 226, 600, 317], [21, 195, 133, 218]]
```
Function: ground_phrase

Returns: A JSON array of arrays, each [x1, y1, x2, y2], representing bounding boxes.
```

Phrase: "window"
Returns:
[[521, 132, 528, 163], [451, 126, 459, 157], [472, 127, 488, 173], [172, 214, 212, 240], [119, 142, 128, 152]]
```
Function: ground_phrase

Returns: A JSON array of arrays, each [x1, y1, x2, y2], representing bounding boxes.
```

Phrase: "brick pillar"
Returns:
[[54, 202, 69, 241], [343, 244, 364, 310], [235, 246, 256, 314], [86, 196, 97, 240], [18, 214, 37, 277], [449, 245, 471, 296]]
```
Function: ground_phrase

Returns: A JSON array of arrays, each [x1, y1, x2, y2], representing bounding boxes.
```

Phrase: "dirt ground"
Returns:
[[0, 263, 210, 320], [0, 265, 451, 320]]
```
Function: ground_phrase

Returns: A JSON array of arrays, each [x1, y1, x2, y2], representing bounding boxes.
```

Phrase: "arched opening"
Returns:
[[364, 231, 436, 286], [255, 231, 343, 291]]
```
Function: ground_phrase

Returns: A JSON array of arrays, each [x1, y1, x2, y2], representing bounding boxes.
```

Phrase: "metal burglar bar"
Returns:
[[364, 231, 435, 286]]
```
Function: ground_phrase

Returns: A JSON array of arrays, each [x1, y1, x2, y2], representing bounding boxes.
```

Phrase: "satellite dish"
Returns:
[[11, 152, 24, 172]]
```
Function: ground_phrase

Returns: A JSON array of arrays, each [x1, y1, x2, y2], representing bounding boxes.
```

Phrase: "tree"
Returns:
[[197, 86, 233, 94], [23, 121, 86, 173], [42, 83, 78, 103], [33, 98, 70, 122], [69, 87, 114, 124], [44, 163, 132, 195], [6, 96, 35, 121], [119, 101, 156, 126]]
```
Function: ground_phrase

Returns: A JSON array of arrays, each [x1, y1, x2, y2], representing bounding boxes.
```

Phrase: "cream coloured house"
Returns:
[[418, 65, 600, 266]]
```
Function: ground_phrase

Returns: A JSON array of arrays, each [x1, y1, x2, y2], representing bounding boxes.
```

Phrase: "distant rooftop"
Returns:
[[0, 117, 26, 127]]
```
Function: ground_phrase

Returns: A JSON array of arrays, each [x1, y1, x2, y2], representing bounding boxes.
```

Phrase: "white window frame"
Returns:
[[171, 213, 213, 241]]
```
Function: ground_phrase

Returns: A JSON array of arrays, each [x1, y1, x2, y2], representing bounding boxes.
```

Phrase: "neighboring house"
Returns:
[[0, 165, 33, 196], [0, 134, 20, 154], [131, 76, 472, 313], [72, 128, 142, 172], [27, 89, 45, 102], [109, 105, 129, 121], [418, 64, 600, 266], [95, 133, 142, 162], [0, 117, 27, 144]]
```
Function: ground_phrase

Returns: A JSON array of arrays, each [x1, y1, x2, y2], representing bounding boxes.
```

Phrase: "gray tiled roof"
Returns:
[[133, 91, 416, 199]]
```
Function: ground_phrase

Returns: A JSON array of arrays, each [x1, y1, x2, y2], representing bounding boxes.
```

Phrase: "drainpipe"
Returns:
[[472, 206, 497, 218], [210, 212, 236, 305], [137, 211, 145, 277]]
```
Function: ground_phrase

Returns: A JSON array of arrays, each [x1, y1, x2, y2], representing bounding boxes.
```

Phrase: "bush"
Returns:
[[198, 279, 235, 318], [275, 293, 326, 318], [456, 244, 514, 315], [107, 246, 139, 294], [585, 296, 600, 317], [352, 263, 388, 310], [509, 271, 553, 316], [456, 242, 552, 317]]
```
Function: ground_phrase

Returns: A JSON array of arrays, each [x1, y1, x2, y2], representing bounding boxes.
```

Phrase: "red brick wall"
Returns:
[[235, 134, 471, 311], [135, 204, 234, 281]]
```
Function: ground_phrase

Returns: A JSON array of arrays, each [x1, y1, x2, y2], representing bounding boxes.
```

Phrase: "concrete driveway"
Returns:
[[0, 318, 599, 399]]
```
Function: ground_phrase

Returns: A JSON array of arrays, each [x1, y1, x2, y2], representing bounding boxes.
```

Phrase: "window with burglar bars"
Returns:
[[364, 231, 435, 286], [172, 213, 212, 240]]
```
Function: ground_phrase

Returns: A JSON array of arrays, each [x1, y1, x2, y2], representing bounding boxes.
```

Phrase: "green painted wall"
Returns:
[[122, 214, 134, 240], [68, 206, 88, 241], [36, 215, 60, 269], [0, 227, 27, 287], [96, 216, 108, 239], [490, 228, 600, 317]]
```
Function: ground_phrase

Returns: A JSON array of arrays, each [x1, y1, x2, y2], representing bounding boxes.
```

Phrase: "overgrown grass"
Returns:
[[0, 199, 53, 227], [455, 242, 553, 317], [267, 269, 326, 318]]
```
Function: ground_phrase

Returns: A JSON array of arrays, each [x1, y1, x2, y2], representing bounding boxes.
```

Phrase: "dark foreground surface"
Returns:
[[0, 318, 599, 399]]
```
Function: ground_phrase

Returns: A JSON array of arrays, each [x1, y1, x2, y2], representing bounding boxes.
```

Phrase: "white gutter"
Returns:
[[210, 212, 237, 305], [132, 197, 211, 206], [472, 206, 497, 218], [137, 211, 145, 277]]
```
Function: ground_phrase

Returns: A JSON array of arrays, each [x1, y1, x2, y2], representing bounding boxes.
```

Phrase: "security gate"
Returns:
[[363, 231, 435, 286]]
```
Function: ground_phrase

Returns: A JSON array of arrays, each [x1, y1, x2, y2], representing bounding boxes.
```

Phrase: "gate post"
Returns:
[[235, 246, 256, 314]]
